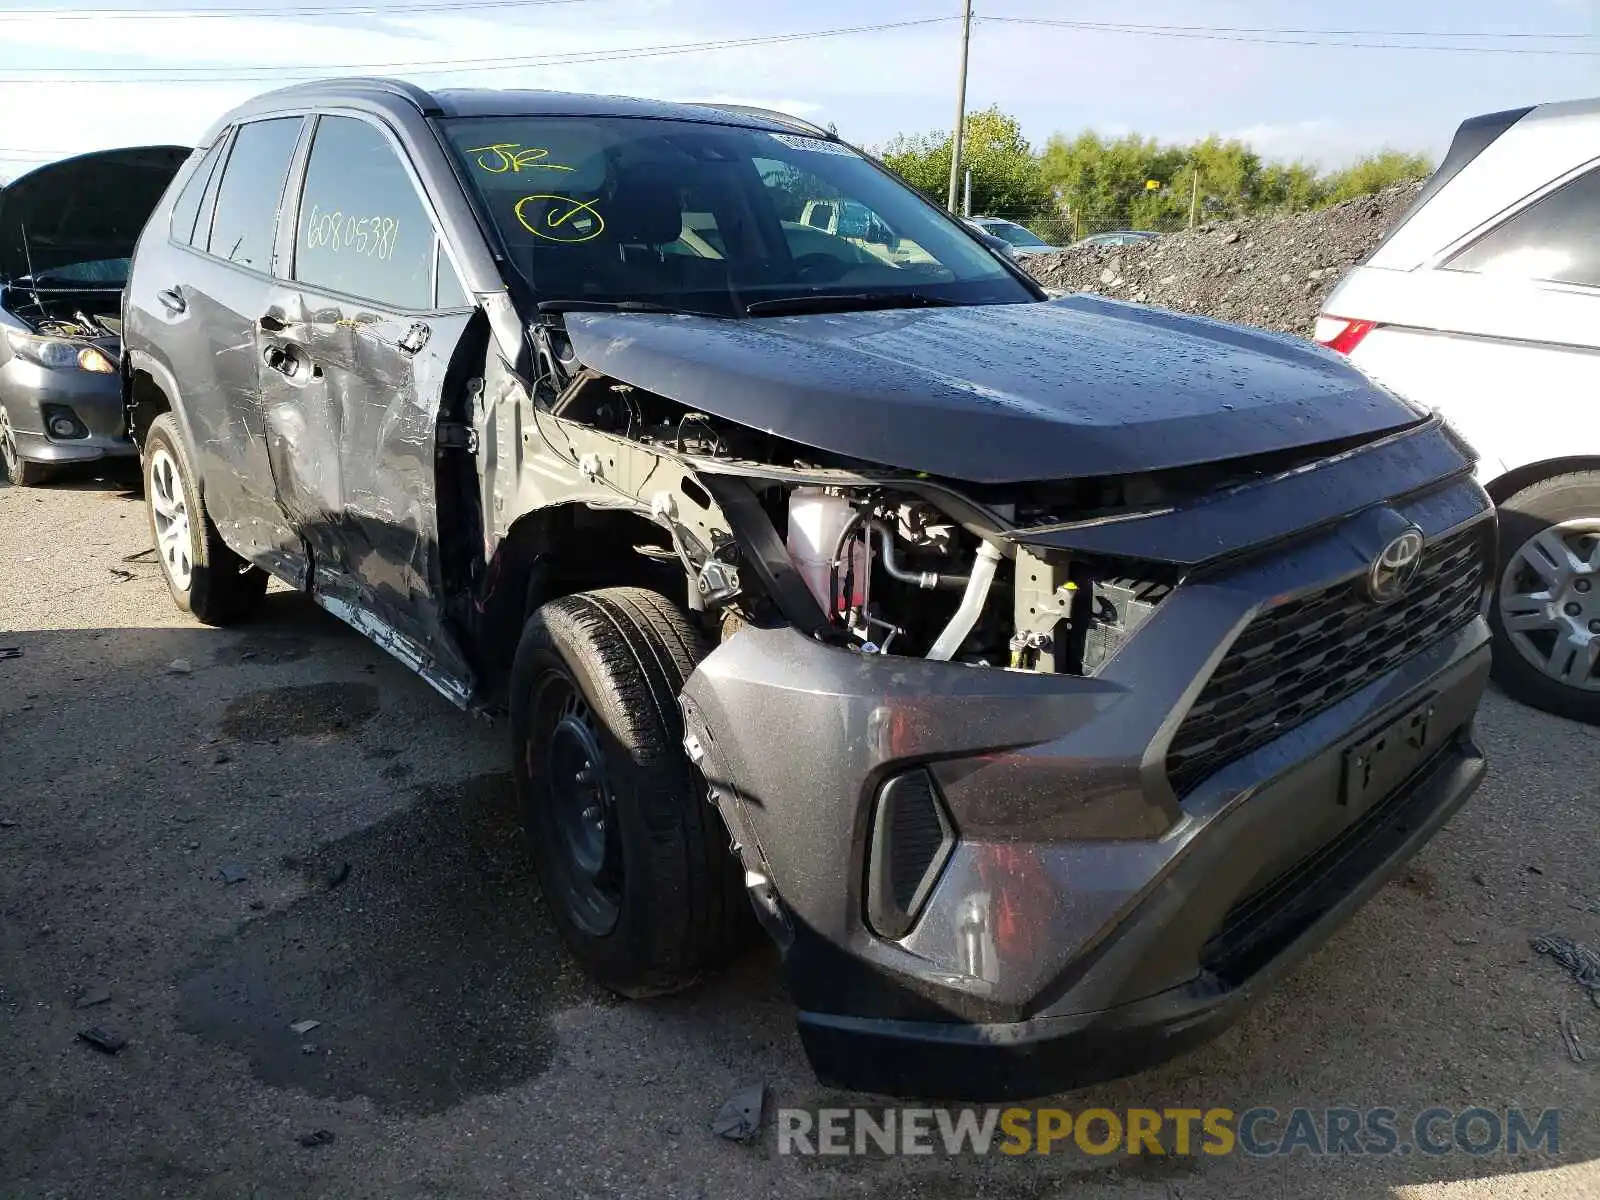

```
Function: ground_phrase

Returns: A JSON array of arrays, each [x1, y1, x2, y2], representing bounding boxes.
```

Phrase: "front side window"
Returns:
[[441, 116, 1033, 317], [292, 115, 435, 310], [169, 140, 225, 247], [207, 117, 303, 271], [1445, 166, 1600, 288]]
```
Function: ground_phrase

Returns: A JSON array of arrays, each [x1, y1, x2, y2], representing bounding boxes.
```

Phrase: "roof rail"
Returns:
[[691, 103, 834, 139], [250, 76, 444, 116]]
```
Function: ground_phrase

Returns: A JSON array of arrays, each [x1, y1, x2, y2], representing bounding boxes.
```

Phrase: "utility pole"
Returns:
[[945, 0, 974, 213], [1188, 169, 1200, 230], [963, 168, 972, 217]]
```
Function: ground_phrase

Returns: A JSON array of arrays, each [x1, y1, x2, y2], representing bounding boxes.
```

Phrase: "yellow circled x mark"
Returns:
[[466, 144, 575, 174], [514, 194, 605, 244]]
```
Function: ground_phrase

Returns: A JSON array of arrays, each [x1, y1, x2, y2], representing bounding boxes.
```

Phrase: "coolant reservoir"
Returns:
[[786, 488, 868, 615]]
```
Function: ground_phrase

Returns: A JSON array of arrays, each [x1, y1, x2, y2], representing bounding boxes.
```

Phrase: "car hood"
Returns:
[[0, 145, 189, 283], [561, 295, 1421, 484]]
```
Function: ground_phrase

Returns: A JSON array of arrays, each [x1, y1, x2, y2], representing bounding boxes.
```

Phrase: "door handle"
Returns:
[[156, 288, 186, 314], [262, 345, 295, 376], [397, 321, 431, 357]]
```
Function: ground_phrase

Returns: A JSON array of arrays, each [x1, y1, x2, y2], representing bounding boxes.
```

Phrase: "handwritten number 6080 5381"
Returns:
[[514, 195, 605, 243], [305, 204, 400, 260]]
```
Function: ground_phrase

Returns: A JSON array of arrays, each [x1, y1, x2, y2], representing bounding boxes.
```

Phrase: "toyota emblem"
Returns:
[[1366, 527, 1425, 604]]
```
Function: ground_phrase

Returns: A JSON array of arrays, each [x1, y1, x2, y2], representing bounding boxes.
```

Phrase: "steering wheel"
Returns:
[[792, 253, 851, 283]]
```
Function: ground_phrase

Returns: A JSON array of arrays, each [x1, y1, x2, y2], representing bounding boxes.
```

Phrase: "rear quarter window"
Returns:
[[1444, 164, 1600, 288], [169, 140, 225, 247]]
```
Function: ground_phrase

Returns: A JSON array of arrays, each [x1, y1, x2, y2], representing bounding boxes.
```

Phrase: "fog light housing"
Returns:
[[865, 767, 956, 939], [42, 404, 88, 439]]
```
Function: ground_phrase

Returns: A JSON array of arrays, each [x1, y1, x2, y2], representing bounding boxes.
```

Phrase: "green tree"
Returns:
[[878, 106, 1051, 217], [1257, 160, 1327, 212], [1319, 149, 1433, 204]]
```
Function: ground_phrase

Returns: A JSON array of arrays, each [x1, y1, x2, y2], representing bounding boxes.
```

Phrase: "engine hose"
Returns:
[[927, 541, 1004, 662], [865, 520, 969, 590]]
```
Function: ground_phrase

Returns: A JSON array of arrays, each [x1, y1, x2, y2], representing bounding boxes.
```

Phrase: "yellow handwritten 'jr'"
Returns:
[[514, 195, 605, 243], [468, 144, 575, 174]]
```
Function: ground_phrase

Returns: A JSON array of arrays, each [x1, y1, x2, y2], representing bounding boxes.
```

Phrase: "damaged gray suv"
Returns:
[[124, 79, 1495, 1098]]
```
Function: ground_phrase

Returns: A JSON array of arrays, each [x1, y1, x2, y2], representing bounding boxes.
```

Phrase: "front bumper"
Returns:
[[0, 353, 133, 465], [680, 479, 1494, 1099]]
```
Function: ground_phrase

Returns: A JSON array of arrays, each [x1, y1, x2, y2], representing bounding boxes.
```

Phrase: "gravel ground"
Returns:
[[3, 466, 1600, 1200], [1023, 182, 1425, 337]]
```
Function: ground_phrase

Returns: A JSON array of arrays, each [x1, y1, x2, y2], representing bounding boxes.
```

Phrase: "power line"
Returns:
[[980, 16, 1600, 55], [0, 0, 593, 20], [0, 16, 957, 82]]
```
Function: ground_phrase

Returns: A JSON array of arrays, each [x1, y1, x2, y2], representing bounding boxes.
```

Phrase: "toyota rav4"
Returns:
[[123, 79, 1495, 1099]]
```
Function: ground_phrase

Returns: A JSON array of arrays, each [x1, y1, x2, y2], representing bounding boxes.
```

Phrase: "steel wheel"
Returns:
[[528, 670, 622, 938], [148, 445, 193, 593], [1497, 518, 1600, 692]]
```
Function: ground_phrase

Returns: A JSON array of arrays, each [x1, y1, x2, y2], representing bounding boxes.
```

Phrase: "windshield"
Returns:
[[25, 257, 131, 287], [442, 116, 1035, 317], [983, 220, 1050, 249]]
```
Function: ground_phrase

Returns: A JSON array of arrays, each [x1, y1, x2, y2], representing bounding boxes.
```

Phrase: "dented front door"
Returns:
[[258, 112, 477, 697]]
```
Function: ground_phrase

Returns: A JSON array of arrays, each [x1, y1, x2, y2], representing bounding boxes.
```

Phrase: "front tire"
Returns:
[[510, 587, 750, 997], [0, 405, 50, 487], [1489, 471, 1600, 725], [143, 412, 267, 625]]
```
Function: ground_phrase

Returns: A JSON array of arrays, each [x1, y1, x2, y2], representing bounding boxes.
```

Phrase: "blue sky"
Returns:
[[0, 0, 1596, 180]]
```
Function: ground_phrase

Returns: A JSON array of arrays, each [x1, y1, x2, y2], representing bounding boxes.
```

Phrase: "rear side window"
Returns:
[[1445, 165, 1600, 288], [292, 115, 434, 310], [169, 140, 225, 247], [207, 117, 303, 271]]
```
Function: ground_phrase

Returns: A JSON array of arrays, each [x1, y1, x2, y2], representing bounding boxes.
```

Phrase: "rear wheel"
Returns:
[[143, 412, 266, 624], [510, 587, 751, 997], [1489, 471, 1600, 725], [0, 406, 50, 487]]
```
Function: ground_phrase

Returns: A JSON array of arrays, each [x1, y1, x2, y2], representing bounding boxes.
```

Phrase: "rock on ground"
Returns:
[[1023, 181, 1425, 338]]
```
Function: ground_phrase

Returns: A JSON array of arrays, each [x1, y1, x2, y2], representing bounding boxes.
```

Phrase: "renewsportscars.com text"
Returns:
[[777, 1106, 1560, 1158]]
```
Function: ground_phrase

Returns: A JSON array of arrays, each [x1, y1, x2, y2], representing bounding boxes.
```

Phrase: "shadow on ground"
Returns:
[[175, 770, 604, 1115]]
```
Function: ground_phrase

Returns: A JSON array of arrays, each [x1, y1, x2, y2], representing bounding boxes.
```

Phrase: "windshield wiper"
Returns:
[[743, 292, 960, 317], [536, 298, 727, 318]]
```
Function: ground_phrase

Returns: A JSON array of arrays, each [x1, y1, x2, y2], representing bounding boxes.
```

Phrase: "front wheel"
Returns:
[[143, 412, 267, 625], [510, 587, 751, 997], [0, 405, 50, 487], [1489, 471, 1600, 724]]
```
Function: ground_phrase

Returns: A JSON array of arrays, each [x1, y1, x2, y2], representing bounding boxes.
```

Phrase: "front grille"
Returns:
[[1167, 523, 1488, 795]]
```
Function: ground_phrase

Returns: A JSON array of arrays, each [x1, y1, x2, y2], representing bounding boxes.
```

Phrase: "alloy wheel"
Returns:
[[148, 446, 194, 593], [0, 407, 20, 480], [1497, 518, 1600, 691]]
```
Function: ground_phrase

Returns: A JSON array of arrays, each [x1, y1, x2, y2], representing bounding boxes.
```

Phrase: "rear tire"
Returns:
[[0, 406, 50, 487], [143, 412, 267, 625], [510, 587, 751, 997], [1489, 470, 1600, 725]]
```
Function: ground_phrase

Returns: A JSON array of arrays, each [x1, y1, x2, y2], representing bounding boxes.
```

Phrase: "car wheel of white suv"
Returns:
[[1489, 471, 1600, 725]]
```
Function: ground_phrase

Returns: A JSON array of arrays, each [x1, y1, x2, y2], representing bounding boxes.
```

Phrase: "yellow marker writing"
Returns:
[[514, 194, 605, 244], [467, 144, 575, 174]]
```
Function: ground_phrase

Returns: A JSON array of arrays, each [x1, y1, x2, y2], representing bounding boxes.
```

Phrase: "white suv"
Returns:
[[1319, 98, 1600, 725]]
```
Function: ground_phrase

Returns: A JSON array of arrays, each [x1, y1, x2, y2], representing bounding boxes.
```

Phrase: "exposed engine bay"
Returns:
[[461, 312, 1202, 683], [1, 283, 121, 340]]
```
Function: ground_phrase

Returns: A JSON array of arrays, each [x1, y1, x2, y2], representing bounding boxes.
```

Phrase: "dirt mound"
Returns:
[[1022, 181, 1425, 337]]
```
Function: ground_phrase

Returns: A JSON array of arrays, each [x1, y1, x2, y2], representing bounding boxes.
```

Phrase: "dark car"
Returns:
[[0, 146, 188, 485], [123, 79, 1494, 1099]]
